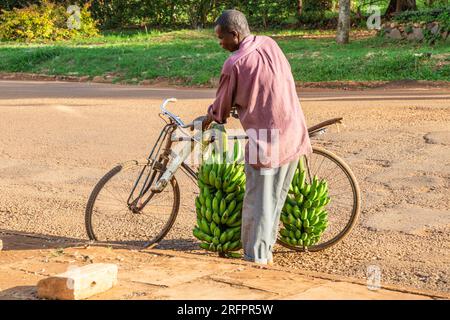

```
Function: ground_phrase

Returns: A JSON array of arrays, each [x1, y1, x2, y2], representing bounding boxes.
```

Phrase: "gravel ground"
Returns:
[[0, 81, 449, 294]]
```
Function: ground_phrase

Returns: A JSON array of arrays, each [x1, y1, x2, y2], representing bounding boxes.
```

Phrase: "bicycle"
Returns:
[[85, 98, 361, 252]]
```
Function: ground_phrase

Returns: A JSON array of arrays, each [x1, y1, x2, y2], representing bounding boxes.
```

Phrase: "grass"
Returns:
[[0, 29, 449, 85]]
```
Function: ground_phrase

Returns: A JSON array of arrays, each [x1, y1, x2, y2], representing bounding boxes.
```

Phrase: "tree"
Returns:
[[385, 0, 417, 16], [336, 0, 351, 44], [297, 0, 303, 16]]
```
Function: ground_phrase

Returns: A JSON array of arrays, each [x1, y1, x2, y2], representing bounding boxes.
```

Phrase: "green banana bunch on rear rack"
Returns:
[[193, 124, 245, 258], [279, 156, 331, 248]]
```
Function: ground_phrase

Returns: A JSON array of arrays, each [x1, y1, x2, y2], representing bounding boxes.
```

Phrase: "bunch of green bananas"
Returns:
[[193, 124, 245, 257], [279, 156, 330, 248]]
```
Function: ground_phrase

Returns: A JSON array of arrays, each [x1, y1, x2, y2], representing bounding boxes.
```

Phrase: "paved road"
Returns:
[[1, 80, 450, 101]]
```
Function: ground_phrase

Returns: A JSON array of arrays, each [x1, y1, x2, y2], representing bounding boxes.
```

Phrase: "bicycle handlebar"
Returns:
[[160, 98, 189, 128]]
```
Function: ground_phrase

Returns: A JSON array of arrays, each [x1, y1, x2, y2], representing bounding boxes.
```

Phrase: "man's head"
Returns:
[[215, 9, 251, 52]]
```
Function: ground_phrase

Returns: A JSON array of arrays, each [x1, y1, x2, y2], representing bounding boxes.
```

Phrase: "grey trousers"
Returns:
[[241, 158, 299, 264]]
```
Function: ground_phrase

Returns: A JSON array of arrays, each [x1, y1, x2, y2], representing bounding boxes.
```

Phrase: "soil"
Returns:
[[0, 80, 449, 295]]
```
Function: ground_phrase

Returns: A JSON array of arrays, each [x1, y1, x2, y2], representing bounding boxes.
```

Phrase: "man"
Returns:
[[199, 9, 312, 264]]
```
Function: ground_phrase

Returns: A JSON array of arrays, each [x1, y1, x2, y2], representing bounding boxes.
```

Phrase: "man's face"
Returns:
[[215, 25, 239, 52]]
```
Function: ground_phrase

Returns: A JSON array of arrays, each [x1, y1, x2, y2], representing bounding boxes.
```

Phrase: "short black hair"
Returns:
[[215, 9, 250, 37]]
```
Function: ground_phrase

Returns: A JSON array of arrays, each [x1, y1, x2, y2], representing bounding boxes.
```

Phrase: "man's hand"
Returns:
[[191, 114, 213, 131]]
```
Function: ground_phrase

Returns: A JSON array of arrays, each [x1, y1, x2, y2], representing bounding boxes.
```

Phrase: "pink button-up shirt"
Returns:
[[208, 35, 312, 168]]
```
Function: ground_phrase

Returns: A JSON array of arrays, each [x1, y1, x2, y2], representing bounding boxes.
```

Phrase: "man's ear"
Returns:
[[230, 30, 239, 40]]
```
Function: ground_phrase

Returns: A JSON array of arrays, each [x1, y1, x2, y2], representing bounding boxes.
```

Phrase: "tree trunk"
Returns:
[[385, 0, 417, 16], [297, 0, 303, 16], [336, 0, 351, 44]]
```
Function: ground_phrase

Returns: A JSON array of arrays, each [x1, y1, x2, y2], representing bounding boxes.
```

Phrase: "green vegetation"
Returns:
[[0, 1, 98, 41], [0, 29, 448, 85], [1, 1, 448, 30]]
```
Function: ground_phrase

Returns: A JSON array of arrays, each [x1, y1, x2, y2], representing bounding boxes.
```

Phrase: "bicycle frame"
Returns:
[[126, 98, 344, 213]]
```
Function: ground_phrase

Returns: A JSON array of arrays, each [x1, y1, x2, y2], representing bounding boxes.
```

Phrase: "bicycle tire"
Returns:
[[85, 160, 181, 248]]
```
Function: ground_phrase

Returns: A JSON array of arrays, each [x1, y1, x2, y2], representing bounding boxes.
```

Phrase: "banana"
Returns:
[[280, 229, 290, 237], [284, 203, 293, 215], [219, 232, 227, 244], [306, 226, 315, 234], [205, 208, 212, 222], [286, 196, 297, 207], [233, 139, 242, 162], [233, 202, 243, 214], [310, 175, 319, 192], [213, 227, 221, 238], [212, 212, 221, 224], [298, 156, 305, 172], [210, 221, 217, 234], [208, 170, 216, 186], [229, 240, 241, 251], [288, 214, 295, 224], [293, 206, 301, 219], [289, 230, 295, 239], [295, 218, 302, 229], [195, 197, 201, 210], [309, 189, 318, 201], [224, 192, 236, 203], [199, 243, 210, 250], [201, 205, 206, 217], [303, 218, 310, 229], [225, 229, 235, 242], [202, 165, 211, 184], [215, 176, 222, 189], [200, 218, 210, 235], [199, 193, 205, 206], [228, 220, 241, 228], [294, 193, 304, 204], [212, 197, 219, 213], [219, 198, 227, 215], [312, 199, 321, 208], [224, 184, 237, 193], [228, 200, 236, 213], [297, 170, 305, 190], [303, 199, 312, 209], [220, 210, 230, 224], [281, 214, 289, 224], [292, 171, 299, 188], [300, 208, 308, 220], [198, 179, 206, 189], [301, 233, 308, 241], [302, 184, 311, 197], [205, 197, 212, 211]]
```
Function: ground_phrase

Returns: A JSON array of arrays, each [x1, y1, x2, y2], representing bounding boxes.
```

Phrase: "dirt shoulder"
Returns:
[[0, 232, 447, 300]]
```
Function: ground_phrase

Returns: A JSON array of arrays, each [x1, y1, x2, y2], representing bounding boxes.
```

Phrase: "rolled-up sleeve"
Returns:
[[207, 67, 237, 124]]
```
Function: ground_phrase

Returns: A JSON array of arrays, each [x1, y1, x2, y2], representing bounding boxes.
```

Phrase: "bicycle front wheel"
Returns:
[[85, 160, 180, 248], [277, 146, 361, 252]]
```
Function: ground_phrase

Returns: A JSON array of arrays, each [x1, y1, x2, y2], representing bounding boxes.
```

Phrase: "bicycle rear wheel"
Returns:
[[85, 160, 180, 248], [277, 146, 361, 252]]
